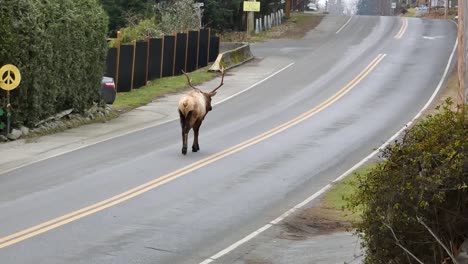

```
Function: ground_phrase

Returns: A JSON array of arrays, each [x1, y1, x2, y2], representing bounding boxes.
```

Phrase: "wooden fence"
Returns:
[[105, 28, 220, 92]]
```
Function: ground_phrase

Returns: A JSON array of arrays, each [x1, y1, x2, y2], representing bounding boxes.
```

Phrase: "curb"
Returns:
[[209, 42, 254, 71]]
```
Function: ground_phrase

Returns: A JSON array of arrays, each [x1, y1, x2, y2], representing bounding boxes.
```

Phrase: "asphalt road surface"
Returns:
[[0, 15, 458, 264]]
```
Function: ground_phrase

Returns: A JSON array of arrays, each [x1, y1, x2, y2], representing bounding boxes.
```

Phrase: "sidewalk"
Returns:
[[0, 56, 294, 174]]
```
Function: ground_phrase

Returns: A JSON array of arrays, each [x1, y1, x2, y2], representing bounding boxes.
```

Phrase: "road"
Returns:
[[0, 15, 458, 264]]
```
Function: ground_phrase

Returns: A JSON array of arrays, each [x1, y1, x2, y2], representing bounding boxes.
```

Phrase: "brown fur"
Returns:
[[178, 69, 224, 155]]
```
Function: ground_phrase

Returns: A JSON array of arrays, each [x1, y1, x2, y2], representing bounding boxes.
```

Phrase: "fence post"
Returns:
[[145, 36, 150, 84], [207, 28, 211, 65], [172, 32, 177, 76], [184, 30, 189, 72], [131, 40, 136, 91], [115, 31, 121, 90], [160, 34, 165, 78], [196, 30, 200, 70]]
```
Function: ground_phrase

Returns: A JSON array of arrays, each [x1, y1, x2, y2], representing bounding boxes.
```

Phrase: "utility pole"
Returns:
[[445, 0, 448, 19], [285, 0, 291, 18], [458, 0, 468, 104]]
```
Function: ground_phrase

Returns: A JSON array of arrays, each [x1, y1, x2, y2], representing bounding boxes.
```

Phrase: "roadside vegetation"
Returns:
[[350, 101, 467, 263], [306, 63, 467, 262], [0, 0, 108, 128], [322, 163, 377, 222], [403, 7, 458, 19], [220, 12, 324, 43]]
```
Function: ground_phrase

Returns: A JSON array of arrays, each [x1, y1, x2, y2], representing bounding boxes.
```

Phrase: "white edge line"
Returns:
[[0, 62, 295, 176], [198, 38, 458, 264], [336, 16, 353, 34], [214, 62, 295, 105]]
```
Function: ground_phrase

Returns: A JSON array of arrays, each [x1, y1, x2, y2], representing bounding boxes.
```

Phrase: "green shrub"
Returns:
[[349, 100, 468, 263], [0, 108, 5, 131], [112, 0, 198, 45], [158, 0, 199, 33], [118, 18, 161, 44], [0, 0, 108, 126]]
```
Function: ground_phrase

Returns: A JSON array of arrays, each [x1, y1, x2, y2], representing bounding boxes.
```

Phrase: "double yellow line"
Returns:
[[395, 17, 408, 39], [0, 53, 386, 249]]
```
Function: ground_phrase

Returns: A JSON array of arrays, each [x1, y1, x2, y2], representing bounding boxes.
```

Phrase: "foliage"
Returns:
[[0, 107, 5, 130], [203, 0, 244, 31], [0, 0, 108, 126], [119, 18, 162, 43], [203, 0, 283, 32], [100, 0, 154, 35], [158, 0, 200, 33], [349, 100, 468, 263], [112, 0, 199, 44]]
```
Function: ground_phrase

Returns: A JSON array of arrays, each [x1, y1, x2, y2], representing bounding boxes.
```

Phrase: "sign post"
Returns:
[[244, 1, 261, 36], [0, 64, 21, 135]]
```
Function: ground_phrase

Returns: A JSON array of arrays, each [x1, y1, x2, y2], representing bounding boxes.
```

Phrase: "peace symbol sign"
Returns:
[[0, 64, 21, 91]]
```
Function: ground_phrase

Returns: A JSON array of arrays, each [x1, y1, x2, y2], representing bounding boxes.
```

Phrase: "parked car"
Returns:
[[101, 76, 116, 104], [307, 3, 318, 11]]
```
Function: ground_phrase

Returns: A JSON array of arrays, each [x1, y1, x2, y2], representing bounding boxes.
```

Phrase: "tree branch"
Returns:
[[416, 216, 458, 264], [383, 222, 425, 264]]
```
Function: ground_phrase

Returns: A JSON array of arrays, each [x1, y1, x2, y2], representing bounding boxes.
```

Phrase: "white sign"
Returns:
[[391, 2, 397, 8]]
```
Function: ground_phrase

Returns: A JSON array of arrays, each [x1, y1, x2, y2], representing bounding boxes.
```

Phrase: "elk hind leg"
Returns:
[[179, 110, 192, 155], [192, 120, 202, 152]]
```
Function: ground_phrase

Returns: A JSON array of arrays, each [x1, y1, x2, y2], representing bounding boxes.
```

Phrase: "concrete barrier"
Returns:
[[209, 42, 254, 72]]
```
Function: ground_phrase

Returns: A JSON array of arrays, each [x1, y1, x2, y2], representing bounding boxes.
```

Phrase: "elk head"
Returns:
[[177, 68, 225, 155]]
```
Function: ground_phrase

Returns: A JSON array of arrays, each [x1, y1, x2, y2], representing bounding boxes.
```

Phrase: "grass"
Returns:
[[320, 162, 379, 222], [403, 7, 458, 19], [113, 67, 217, 111], [403, 8, 417, 17], [221, 12, 324, 43]]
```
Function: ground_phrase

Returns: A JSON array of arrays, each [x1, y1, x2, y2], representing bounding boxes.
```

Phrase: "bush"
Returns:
[[0, 0, 108, 126], [112, 0, 199, 45], [119, 18, 161, 44], [158, 0, 200, 33], [349, 100, 468, 263]]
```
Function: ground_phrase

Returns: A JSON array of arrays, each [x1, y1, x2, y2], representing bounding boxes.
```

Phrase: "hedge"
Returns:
[[0, 0, 108, 126]]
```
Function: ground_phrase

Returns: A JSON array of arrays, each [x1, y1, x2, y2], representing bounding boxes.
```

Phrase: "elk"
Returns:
[[178, 68, 225, 155]]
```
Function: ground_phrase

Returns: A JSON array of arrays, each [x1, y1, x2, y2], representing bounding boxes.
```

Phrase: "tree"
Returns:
[[100, 0, 155, 34], [202, 0, 283, 31], [158, 0, 199, 33], [202, 0, 244, 31]]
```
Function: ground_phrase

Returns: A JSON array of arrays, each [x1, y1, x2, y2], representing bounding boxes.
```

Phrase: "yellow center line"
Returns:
[[395, 17, 408, 39], [0, 53, 387, 249]]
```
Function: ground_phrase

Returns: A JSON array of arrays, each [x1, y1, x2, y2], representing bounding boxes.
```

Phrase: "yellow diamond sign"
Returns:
[[243, 1, 260, 12]]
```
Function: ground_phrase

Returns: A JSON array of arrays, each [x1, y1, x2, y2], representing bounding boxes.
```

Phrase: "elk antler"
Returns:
[[182, 70, 200, 90], [210, 67, 225, 93]]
